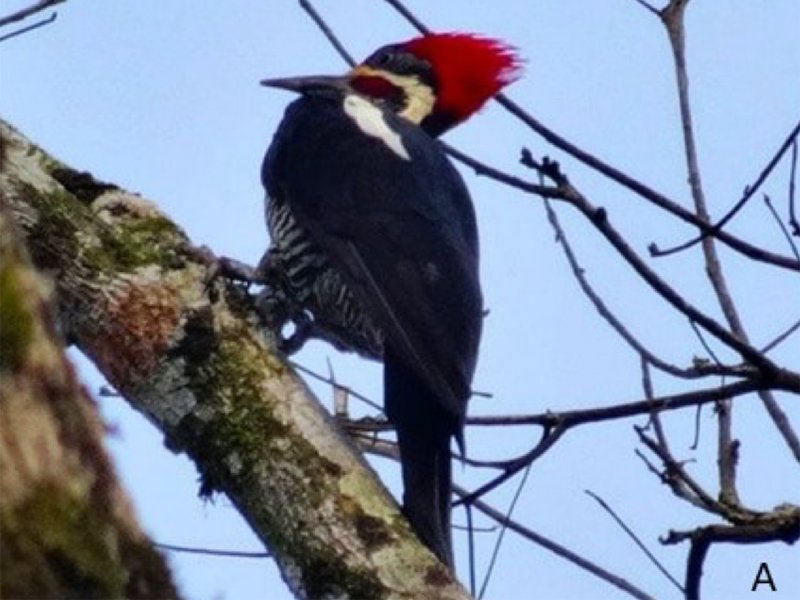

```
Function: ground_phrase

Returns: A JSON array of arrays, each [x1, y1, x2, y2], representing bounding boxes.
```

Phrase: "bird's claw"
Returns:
[[277, 312, 316, 355], [212, 256, 264, 287]]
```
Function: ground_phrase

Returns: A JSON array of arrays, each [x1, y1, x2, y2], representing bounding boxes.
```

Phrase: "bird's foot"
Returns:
[[209, 255, 267, 288], [252, 289, 317, 355]]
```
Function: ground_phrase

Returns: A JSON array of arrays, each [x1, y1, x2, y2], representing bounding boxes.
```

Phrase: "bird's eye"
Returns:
[[377, 53, 392, 66]]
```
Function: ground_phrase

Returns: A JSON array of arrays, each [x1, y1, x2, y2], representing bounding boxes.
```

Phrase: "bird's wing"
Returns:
[[264, 97, 482, 423]]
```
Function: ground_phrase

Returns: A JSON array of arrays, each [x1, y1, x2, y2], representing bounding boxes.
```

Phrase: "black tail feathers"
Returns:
[[384, 350, 456, 569]]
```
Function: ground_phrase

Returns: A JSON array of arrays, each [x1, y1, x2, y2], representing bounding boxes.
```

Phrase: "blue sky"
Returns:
[[2, 1, 799, 598]]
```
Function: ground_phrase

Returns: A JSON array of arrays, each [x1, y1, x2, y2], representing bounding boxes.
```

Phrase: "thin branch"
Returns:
[[465, 377, 798, 429], [761, 317, 800, 355], [0, 11, 56, 42], [789, 139, 799, 236], [683, 532, 711, 600], [0, 0, 64, 27], [544, 196, 704, 380], [154, 542, 270, 559], [641, 360, 714, 512], [656, 119, 800, 257], [455, 486, 658, 600], [754, 388, 800, 464], [290, 359, 383, 412], [444, 142, 558, 198], [456, 425, 566, 505], [662, 5, 738, 507], [636, 426, 741, 519], [382, 0, 430, 34], [764, 194, 800, 261], [585, 490, 683, 593], [631, 0, 663, 17], [297, 0, 355, 66], [464, 504, 477, 597], [477, 463, 533, 599], [458, 377, 796, 506], [688, 321, 723, 369]]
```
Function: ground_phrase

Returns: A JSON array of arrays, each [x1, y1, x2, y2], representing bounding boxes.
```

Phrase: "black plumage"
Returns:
[[262, 91, 482, 567]]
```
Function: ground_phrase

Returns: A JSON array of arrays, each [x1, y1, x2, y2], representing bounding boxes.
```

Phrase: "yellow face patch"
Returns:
[[349, 65, 436, 125]]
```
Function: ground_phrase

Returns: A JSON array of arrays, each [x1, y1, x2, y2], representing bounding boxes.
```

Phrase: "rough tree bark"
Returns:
[[0, 118, 472, 599], [0, 199, 179, 598]]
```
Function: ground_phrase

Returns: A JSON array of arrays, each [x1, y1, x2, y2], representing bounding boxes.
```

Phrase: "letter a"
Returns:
[[751, 562, 776, 592]]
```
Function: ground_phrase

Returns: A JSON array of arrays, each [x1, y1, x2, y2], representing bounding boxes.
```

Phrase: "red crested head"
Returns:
[[403, 33, 522, 124], [350, 32, 522, 136]]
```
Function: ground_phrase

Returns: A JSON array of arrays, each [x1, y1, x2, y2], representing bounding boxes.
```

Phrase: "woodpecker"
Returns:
[[257, 33, 520, 568]]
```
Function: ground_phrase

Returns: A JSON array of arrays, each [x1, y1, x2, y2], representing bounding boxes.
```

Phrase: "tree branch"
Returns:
[[0, 0, 64, 28], [662, 509, 800, 600]]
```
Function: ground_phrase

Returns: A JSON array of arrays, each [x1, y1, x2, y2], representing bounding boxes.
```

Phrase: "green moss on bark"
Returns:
[[13, 178, 188, 275], [0, 265, 35, 372], [303, 553, 386, 600], [0, 483, 128, 599]]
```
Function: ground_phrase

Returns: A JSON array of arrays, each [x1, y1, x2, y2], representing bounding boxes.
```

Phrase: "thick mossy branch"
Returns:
[[0, 119, 471, 599]]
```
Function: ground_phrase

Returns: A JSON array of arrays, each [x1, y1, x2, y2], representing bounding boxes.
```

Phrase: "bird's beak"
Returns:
[[260, 74, 350, 94]]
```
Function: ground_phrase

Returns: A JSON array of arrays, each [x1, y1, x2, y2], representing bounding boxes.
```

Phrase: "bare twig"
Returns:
[[789, 139, 799, 236], [444, 143, 558, 198], [688, 321, 722, 368], [464, 504, 477, 596], [636, 373, 713, 513], [0, 11, 56, 42], [454, 486, 658, 600], [382, 0, 430, 34], [585, 489, 683, 592], [655, 119, 800, 257], [0, 0, 64, 27], [477, 463, 533, 599], [631, 0, 662, 17], [297, 0, 355, 66], [290, 360, 383, 412], [154, 542, 270, 559], [455, 425, 565, 505], [544, 197, 705, 379], [465, 377, 798, 430], [763, 194, 800, 261], [761, 317, 800, 355], [636, 425, 745, 519]]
